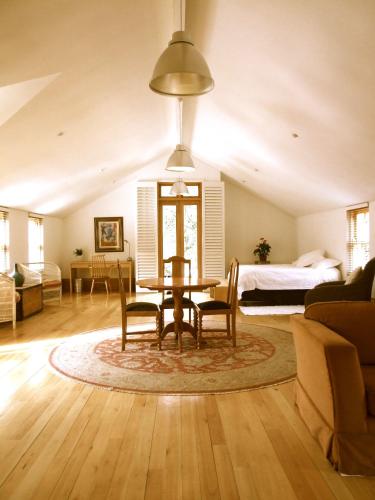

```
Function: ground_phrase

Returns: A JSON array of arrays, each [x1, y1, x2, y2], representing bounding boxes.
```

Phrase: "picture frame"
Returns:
[[94, 217, 124, 253]]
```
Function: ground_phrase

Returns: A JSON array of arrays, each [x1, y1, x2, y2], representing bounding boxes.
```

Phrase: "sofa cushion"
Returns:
[[361, 366, 375, 417], [304, 301, 375, 364]]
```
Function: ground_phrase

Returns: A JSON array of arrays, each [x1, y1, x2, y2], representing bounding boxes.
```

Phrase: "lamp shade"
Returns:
[[170, 179, 189, 196], [166, 144, 195, 172], [150, 31, 214, 97]]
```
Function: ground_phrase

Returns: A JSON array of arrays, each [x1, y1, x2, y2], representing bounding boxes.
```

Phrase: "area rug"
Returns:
[[49, 322, 296, 395], [240, 305, 305, 315]]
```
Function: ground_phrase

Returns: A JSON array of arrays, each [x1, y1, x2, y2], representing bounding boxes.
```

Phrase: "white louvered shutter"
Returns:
[[136, 182, 158, 285], [202, 182, 225, 279]]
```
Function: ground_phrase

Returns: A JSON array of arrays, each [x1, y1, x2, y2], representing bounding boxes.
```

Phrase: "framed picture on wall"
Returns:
[[94, 217, 124, 252]]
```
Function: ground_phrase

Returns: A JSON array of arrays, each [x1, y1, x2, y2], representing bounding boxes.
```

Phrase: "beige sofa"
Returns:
[[291, 301, 375, 475]]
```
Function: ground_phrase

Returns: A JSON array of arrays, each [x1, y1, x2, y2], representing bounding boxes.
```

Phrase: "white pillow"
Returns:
[[311, 258, 341, 269], [293, 249, 324, 268], [345, 267, 363, 284]]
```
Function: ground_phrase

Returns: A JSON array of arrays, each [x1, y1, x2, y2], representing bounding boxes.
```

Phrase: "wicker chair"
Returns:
[[20, 262, 62, 303], [0, 273, 16, 329]]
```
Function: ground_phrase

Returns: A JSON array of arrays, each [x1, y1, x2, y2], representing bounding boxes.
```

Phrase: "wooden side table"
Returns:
[[16, 283, 43, 320]]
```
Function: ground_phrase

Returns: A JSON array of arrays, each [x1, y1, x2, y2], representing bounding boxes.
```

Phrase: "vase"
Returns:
[[11, 263, 25, 287], [259, 254, 267, 263]]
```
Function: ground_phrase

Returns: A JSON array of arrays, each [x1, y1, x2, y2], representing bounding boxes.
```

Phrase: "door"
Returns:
[[158, 182, 202, 278]]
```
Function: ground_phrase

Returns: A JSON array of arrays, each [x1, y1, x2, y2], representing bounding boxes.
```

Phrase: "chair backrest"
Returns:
[[117, 261, 127, 310], [162, 256, 191, 279], [91, 255, 107, 278], [23, 262, 61, 283], [0, 273, 15, 324], [358, 257, 375, 293], [226, 257, 240, 308]]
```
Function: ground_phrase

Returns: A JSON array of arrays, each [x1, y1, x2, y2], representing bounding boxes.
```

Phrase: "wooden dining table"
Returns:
[[137, 277, 220, 352]]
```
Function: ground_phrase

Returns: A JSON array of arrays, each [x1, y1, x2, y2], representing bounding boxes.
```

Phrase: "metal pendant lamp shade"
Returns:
[[166, 144, 195, 172], [150, 31, 214, 97]]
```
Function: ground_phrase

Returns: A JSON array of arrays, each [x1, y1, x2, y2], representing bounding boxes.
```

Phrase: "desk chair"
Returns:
[[90, 255, 111, 295]]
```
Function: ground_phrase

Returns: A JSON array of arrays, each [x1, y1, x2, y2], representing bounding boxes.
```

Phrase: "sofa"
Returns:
[[291, 301, 375, 475], [304, 257, 375, 307]]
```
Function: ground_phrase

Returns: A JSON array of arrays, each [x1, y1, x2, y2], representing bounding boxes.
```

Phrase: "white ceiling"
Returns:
[[1, 0, 375, 217]]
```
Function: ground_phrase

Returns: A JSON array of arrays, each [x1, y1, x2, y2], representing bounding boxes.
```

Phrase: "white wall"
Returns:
[[6, 207, 63, 270], [224, 177, 297, 266], [297, 202, 375, 277]]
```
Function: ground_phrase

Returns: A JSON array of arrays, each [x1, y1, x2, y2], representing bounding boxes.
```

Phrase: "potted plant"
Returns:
[[73, 248, 84, 260], [253, 238, 271, 263]]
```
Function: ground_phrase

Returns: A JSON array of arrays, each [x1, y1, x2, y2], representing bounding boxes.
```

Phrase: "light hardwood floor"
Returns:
[[0, 292, 374, 500]]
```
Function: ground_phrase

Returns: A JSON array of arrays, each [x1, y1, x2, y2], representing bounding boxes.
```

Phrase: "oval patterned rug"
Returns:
[[49, 322, 296, 395]]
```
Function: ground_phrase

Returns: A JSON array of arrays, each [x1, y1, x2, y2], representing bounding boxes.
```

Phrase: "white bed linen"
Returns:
[[237, 264, 341, 298]]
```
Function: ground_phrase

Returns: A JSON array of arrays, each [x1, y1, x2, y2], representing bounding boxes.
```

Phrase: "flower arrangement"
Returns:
[[253, 238, 271, 261], [73, 248, 83, 256]]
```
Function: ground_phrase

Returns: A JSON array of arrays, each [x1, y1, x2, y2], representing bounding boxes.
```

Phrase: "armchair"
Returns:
[[291, 301, 375, 475], [304, 257, 375, 307]]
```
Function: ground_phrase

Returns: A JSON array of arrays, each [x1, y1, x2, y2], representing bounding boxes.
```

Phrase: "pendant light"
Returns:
[[166, 98, 194, 172], [149, 0, 214, 97], [170, 178, 189, 196]]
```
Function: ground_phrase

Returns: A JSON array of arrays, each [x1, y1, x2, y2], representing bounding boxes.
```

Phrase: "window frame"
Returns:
[[346, 204, 369, 273], [0, 210, 10, 272]]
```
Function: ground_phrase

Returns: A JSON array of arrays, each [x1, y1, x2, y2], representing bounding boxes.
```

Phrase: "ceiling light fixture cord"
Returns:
[[180, 0, 183, 31]]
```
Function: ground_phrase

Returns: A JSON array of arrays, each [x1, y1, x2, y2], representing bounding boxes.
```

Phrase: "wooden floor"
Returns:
[[0, 293, 374, 500]]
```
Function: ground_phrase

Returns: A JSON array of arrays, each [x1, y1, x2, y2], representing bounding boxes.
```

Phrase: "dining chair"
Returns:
[[90, 255, 111, 295], [118, 261, 161, 350], [194, 257, 239, 349], [160, 255, 195, 329]]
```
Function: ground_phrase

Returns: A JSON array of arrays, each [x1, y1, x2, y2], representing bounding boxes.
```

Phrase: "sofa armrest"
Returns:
[[314, 280, 346, 288], [304, 282, 369, 307], [291, 316, 367, 433]]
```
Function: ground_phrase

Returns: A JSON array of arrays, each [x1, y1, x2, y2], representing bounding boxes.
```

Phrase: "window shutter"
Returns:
[[346, 204, 369, 273], [202, 182, 225, 279], [136, 182, 158, 284], [0, 210, 9, 272]]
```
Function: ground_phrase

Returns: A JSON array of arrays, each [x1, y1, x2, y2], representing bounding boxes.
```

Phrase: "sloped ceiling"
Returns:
[[1, 0, 375, 217]]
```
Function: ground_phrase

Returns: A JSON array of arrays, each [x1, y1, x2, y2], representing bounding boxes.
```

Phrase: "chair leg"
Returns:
[[226, 314, 231, 339], [122, 312, 127, 351], [105, 280, 109, 295], [90, 279, 95, 295], [157, 313, 161, 351], [232, 312, 236, 347], [197, 312, 203, 349], [107, 277, 111, 293]]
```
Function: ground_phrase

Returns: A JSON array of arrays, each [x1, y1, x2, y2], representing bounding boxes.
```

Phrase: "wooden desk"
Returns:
[[70, 260, 133, 294], [138, 277, 220, 352]]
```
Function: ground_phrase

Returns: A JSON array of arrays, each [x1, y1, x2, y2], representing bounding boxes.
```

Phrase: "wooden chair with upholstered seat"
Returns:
[[90, 255, 111, 295], [160, 255, 195, 329], [118, 261, 161, 351], [194, 257, 239, 349]]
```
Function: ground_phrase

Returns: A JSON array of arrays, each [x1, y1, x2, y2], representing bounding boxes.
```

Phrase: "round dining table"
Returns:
[[137, 277, 221, 352]]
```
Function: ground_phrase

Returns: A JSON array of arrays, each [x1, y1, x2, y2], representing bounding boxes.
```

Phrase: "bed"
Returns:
[[238, 263, 341, 305]]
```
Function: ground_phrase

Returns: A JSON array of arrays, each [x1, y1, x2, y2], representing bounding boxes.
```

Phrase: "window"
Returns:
[[347, 205, 369, 273], [0, 210, 10, 272], [28, 215, 44, 262]]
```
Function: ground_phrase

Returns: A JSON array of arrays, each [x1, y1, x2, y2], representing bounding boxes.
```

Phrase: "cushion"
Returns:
[[161, 296, 194, 307], [311, 258, 341, 269], [197, 300, 231, 311], [293, 250, 324, 268], [361, 366, 375, 417], [345, 267, 363, 285], [305, 301, 375, 364], [126, 302, 158, 312]]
